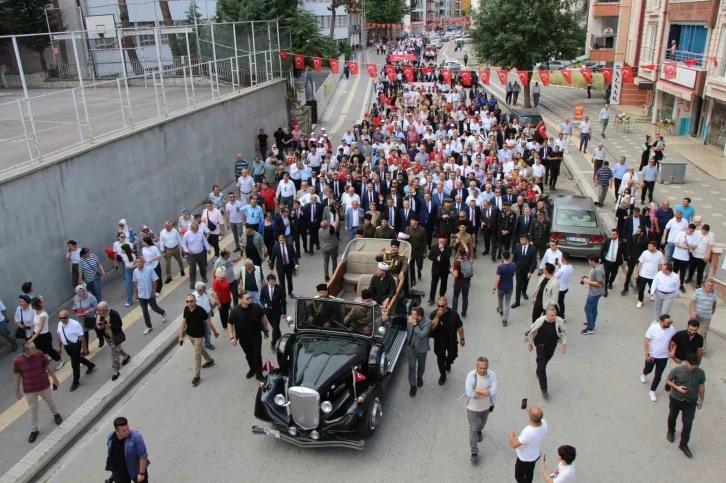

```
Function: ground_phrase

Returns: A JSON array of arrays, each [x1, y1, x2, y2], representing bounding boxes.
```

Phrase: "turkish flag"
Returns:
[[622, 65, 633, 83], [422, 67, 433, 75], [312, 57, 322, 72], [601, 68, 613, 83], [640, 64, 656, 71], [294, 54, 304, 70], [517, 71, 528, 87], [580, 69, 593, 85], [279, 51, 288, 61], [496, 70, 508, 85], [684, 58, 697, 68], [442, 69, 453, 84], [366, 63, 377, 78], [348, 61, 359, 75], [479, 70, 490, 85], [539, 70, 551, 86], [385, 64, 396, 81], [664, 61, 677, 80], [561, 69, 572, 84], [461, 70, 472, 87], [353, 370, 366, 382], [403, 65, 414, 82], [535, 121, 547, 141], [329, 58, 340, 74]]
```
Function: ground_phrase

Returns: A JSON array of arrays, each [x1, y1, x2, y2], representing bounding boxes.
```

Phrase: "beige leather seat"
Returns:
[[344, 252, 377, 296]]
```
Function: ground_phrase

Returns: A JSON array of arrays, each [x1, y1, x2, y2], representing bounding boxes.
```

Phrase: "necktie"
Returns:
[[282, 245, 288, 265], [427, 201, 431, 213], [471, 208, 475, 221], [522, 245, 526, 256], [390, 208, 394, 224], [487, 209, 490, 219], [525, 216, 529, 225], [405, 210, 409, 220], [335, 184, 339, 196], [369, 193, 373, 204], [311, 205, 315, 222]]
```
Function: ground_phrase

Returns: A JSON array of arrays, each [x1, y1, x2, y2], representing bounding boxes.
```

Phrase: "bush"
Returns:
[[533, 70, 605, 91]]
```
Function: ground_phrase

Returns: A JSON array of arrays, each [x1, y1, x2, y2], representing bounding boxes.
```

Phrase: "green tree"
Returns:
[[0, 0, 59, 71], [470, 0, 586, 108], [365, 0, 409, 38], [216, 0, 267, 22], [328, 0, 359, 50]]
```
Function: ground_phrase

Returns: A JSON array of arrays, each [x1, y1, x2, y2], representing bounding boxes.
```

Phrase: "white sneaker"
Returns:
[[636, 301, 642, 309], [155, 293, 161, 297], [640, 374, 647, 383], [162, 312, 167, 323], [143, 328, 153, 335], [55, 360, 66, 371], [649, 390, 657, 402], [125, 302, 133, 307]]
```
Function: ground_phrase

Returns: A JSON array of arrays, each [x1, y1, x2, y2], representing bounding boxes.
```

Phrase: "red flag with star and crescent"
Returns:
[[580, 69, 593, 85], [538, 70, 551, 86], [385, 64, 396, 81], [366, 63, 377, 78], [329, 59, 340, 74], [461, 70, 472, 87], [353, 369, 366, 382], [622, 65, 633, 83], [279, 50, 288, 61], [294, 54, 304, 70], [312, 57, 322, 72], [422, 66, 433, 76], [496, 70, 508, 85], [684, 58, 697, 68], [348, 61, 359, 75], [536, 121, 547, 141], [442, 69, 453, 85], [403, 65, 414, 82], [664, 61, 677, 80], [561, 70, 572, 84], [479, 70, 490, 85], [601, 68, 613, 83], [517, 71, 529, 87]]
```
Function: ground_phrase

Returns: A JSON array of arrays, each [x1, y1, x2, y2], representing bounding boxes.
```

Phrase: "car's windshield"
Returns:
[[555, 208, 599, 228], [296, 298, 379, 337]]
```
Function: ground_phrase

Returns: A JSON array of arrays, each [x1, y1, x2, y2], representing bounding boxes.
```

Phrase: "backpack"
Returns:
[[459, 258, 473, 278]]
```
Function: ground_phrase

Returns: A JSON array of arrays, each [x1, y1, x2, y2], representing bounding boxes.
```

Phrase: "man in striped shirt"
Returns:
[[78, 248, 105, 302], [594, 161, 613, 207], [14, 341, 62, 443]]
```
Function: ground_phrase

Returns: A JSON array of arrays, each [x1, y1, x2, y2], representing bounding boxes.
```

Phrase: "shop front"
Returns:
[[706, 100, 726, 151], [655, 80, 694, 136]]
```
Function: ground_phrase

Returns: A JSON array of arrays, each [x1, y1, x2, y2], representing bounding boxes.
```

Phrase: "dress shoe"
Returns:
[[427, 299, 435, 305], [180, 271, 185, 276], [470, 453, 478, 462], [191, 376, 200, 386], [410, 386, 417, 397], [165, 277, 172, 284], [503, 320, 508, 327], [418, 270, 422, 279], [482, 250, 489, 256], [446, 362, 452, 372], [603, 291, 608, 298], [461, 311, 467, 318], [679, 286, 686, 293], [542, 389, 549, 399], [204, 343, 215, 350], [621, 289, 629, 295], [98, 338, 105, 348], [54, 413, 63, 425], [28, 431, 39, 443], [522, 294, 529, 300], [70, 382, 80, 392], [477, 431, 483, 442], [684, 278, 692, 284], [496, 307, 503, 315], [511, 302, 520, 308], [417, 378, 424, 387], [607, 282, 613, 290], [122, 355, 131, 366], [666, 431, 675, 443], [245, 370, 255, 379], [86, 364, 96, 374], [438, 374, 446, 385], [202, 360, 215, 368], [679, 444, 692, 458]]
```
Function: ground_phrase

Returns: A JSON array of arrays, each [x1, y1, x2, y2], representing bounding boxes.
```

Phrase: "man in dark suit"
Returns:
[[386, 187, 403, 210], [328, 174, 346, 199], [383, 198, 400, 231], [501, 188, 515, 206], [452, 196, 466, 216], [428, 234, 452, 305], [511, 234, 538, 308], [399, 199, 416, 230], [283, 203, 305, 257], [371, 177, 386, 197], [260, 273, 286, 348], [406, 191, 422, 213], [420, 193, 437, 247], [622, 225, 649, 296], [362, 183, 379, 211], [515, 207, 534, 254], [431, 186, 449, 210], [599, 228, 624, 297], [622, 207, 649, 243], [272, 233, 298, 297], [450, 182, 466, 201], [480, 200, 499, 259], [313, 177, 327, 197], [302, 195, 323, 253]]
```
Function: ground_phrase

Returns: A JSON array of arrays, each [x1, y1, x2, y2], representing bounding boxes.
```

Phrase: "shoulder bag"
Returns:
[[112, 331, 126, 346], [61, 324, 82, 352], [204, 209, 218, 231]]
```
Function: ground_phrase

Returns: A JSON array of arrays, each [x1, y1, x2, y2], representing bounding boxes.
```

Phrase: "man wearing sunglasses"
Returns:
[[227, 291, 270, 381], [178, 296, 218, 387], [429, 297, 465, 386]]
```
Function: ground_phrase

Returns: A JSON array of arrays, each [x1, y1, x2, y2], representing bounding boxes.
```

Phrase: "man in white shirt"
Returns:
[[553, 251, 573, 320], [236, 169, 255, 206], [203, 200, 225, 262], [158, 221, 185, 283], [553, 133, 567, 153], [56, 311, 94, 391], [540, 444, 577, 483], [599, 104, 612, 137], [276, 173, 296, 210], [650, 262, 680, 323], [686, 224, 714, 287], [341, 186, 360, 212], [465, 356, 498, 462], [634, 240, 663, 308], [662, 211, 688, 263], [578, 116, 591, 152], [509, 405, 548, 482], [672, 223, 697, 292], [641, 314, 676, 401], [225, 193, 245, 253]]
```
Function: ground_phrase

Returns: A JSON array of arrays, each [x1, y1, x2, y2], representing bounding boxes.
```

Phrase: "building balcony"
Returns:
[[594, 0, 620, 3], [663, 48, 707, 69], [591, 34, 617, 50]]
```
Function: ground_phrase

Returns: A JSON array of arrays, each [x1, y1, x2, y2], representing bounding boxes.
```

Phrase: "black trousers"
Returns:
[[667, 397, 697, 445], [293, 230, 305, 254], [673, 258, 689, 286], [153, 264, 163, 294], [636, 276, 653, 302], [549, 167, 560, 189], [512, 92, 519, 104], [687, 256, 707, 286], [429, 271, 448, 301], [603, 260, 620, 289], [536, 344, 557, 391], [218, 302, 231, 329], [623, 259, 637, 291], [643, 357, 668, 392], [277, 265, 295, 295], [208, 233, 220, 257], [230, 282, 239, 307], [497, 234, 512, 259], [514, 268, 530, 303], [641, 180, 655, 203], [64, 342, 94, 383], [307, 226, 320, 251], [411, 255, 424, 281], [557, 289, 568, 318], [187, 252, 208, 284], [240, 338, 263, 376], [112, 472, 149, 483], [34, 332, 61, 362], [613, 178, 622, 199], [480, 227, 492, 253], [515, 456, 539, 483], [268, 312, 282, 343], [433, 336, 458, 375], [505, 91, 512, 104], [531, 303, 545, 323]]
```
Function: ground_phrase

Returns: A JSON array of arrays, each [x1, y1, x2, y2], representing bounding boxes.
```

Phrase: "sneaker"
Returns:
[[470, 453, 478, 463], [477, 431, 483, 442], [461, 312, 467, 318], [192, 376, 201, 386], [162, 311, 168, 323], [205, 343, 216, 350], [125, 302, 133, 307], [155, 293, 161, 297], [640, 374, 647, 383], [502, 320, 508, 327], [122, 355, 131, 366], [143, 328, 153, 335], [54, 413, 63, 425], [581, 328, 595, 335], [636, 301, 643, 309], [649, 390, 657, 402], [55, 360, 66, 371]]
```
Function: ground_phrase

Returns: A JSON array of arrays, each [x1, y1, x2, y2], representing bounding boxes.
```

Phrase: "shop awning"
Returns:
[[656, 80, 693, 101]]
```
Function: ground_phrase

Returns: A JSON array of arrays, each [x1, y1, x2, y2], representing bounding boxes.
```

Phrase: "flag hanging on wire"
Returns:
[[329, 59, 340, 74], [561, 70, 572, 85], [312, 57, 322, 72]]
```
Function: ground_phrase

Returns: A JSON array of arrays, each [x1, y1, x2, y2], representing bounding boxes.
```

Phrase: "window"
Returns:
[[555, 209, 598, 229], [718, 29, 726, 77], [667, 24, 708, 65], [642, 24, 657, 63], [92, 37, 116, 50]]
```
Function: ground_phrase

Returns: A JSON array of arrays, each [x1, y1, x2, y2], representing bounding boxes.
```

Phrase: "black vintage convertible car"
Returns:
[[252, 239, 414, 449]]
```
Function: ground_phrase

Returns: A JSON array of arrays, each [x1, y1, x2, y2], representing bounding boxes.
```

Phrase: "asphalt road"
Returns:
[[36, 50, 726, 483]]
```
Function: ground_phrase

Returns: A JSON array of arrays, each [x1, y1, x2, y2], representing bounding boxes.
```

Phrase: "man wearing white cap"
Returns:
[[370, 263, 397, 311]]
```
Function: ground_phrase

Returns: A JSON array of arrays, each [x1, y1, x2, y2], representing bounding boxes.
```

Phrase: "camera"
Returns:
[[330, 200, 342, 213]]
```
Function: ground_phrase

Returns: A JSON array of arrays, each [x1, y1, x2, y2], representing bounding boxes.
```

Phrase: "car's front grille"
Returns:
[[289, 386, 320, 430]]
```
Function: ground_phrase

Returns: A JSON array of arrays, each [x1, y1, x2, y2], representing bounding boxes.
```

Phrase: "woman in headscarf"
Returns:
[[117, 219, 138, 252], [178, 209, 193, 235], [120, 243, 136, 307], [14, 295, 35, 340], [28, 298, 64, 370], [72, 285, 101, 347]]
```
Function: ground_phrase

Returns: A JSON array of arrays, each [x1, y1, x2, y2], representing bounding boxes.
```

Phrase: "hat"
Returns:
[[141, 224, 149, 230], [503, 201, 512, 207], [182, 208, 190, 214], [444, 197, 453, 203], [391, 239, 401, 246], [438, 233, 447, 240], [377, 262, 390, 271], [316, 283, 328, 291]]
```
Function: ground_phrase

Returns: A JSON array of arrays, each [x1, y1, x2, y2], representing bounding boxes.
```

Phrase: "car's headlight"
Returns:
[[274, 394, 287, 406], [321, 401, 333, 414]]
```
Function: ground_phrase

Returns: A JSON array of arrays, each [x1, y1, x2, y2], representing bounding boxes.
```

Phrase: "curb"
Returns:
[[1, 318, 182, 483]]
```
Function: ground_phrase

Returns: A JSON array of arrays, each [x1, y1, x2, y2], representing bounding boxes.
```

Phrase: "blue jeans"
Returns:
[[124, 268, 135, 305], [139, 297, 165, 328], [204, 324, 212, 346], [584, 294, 601, 330], [87, 278, 101, 302], [665, 242, 675, 263], [453, 283, 470, 313]]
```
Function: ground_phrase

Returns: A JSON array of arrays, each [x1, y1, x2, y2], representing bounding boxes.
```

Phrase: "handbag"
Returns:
[[204, 209, 217, 231], [112, 332, 126, 345]]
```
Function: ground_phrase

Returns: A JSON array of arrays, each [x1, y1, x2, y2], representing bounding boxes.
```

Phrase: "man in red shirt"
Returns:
[[259, 181, 277, 212], [14, 341, 63, 443]]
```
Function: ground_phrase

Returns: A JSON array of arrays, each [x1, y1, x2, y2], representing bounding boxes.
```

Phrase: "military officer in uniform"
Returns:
[[344, 289, 375, 334], [451, 220, 474, 256], [406, 214, 428, 285], [530, 210, 551, 260], [437, 198, 457, 238], [497, 202, 517, 260], [309, 283, 338, 327], [362, 213, 377, 238], [374, 216, 397, 240], [376, 239, 409, 296]]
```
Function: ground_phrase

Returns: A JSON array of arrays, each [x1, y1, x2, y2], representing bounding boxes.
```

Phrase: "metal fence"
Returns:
[[0, 21, 292, 175]]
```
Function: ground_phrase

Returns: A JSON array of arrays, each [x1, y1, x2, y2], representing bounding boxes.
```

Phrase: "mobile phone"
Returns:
[[521, 398, 528, 409], [179, 340, 184, 347]]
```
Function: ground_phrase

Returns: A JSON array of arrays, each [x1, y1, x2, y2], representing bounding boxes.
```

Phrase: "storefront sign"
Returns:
[[610, 61, 623, 105], [656, 81, 693, 101], [574, 103, 584, 121]]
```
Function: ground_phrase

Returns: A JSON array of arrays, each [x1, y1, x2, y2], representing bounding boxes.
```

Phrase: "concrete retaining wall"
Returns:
[[0, 80, 287, 314]]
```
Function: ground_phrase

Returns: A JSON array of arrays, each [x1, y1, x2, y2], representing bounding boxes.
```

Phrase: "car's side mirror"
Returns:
[[286, 316, 294, 327]]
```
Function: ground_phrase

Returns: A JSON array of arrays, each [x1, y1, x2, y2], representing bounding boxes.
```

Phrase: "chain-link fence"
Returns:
[[0, 21, 292, 175]]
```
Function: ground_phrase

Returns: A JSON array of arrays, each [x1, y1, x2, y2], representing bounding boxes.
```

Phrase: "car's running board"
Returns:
[[387, 330, 408, 373], [252, 425, 365, 450]]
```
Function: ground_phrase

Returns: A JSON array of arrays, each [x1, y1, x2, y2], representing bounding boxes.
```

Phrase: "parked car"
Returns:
[[546, 60, 572, 70], [252, 238, 416, 449], [544, 195, 606, 257], [441, 59, 462, 72], [460, 35, 472, 44], [582, 60, 604, 72], [509, 108, 545, 139], [571, 55, 589, 67]]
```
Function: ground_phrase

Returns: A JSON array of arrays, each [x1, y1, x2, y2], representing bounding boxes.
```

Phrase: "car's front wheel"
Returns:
[[359, 388, 384, 436]]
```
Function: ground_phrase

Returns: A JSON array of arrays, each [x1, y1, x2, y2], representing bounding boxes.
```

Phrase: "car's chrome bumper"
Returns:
[[251, 425, 365, 450]]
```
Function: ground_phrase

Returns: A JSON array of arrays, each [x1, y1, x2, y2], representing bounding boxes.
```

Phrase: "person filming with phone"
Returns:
[[540, 445, 577, 482], [509, 405, 548, 483]]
